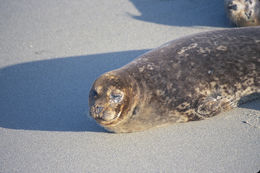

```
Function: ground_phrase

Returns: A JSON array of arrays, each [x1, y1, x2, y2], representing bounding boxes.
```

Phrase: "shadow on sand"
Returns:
[[128, 0, 230, 27], [0, 50, 148, 132], [0, 49, 258, 132], [238, 99, 260, 111]]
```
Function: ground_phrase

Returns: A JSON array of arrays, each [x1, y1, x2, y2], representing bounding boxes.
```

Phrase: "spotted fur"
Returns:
[[89, 27, 260, 133]]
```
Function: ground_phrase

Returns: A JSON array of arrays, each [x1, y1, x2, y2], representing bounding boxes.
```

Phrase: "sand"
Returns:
[[0, 0, 259, 172]]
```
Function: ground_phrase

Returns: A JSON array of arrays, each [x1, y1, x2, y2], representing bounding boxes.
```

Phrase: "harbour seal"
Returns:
[[89, 26, 260, 133], [225, 0, 260, 26]]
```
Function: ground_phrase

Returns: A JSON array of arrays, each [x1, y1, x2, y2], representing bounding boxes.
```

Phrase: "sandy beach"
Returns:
[[0, 0, 259, 172]]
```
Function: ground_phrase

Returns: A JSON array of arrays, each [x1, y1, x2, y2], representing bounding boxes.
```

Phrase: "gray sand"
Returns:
[[0, 0, 259, 172]]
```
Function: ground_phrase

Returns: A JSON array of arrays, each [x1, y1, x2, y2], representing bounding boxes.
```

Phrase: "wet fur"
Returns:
[[89, 27, 260, 133]]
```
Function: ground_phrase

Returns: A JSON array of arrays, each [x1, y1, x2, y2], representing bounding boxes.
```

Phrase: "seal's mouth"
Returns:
[[90, 105, 122, 125]]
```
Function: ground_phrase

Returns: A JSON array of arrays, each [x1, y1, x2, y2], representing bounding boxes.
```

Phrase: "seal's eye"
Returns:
[[110, 93, 123, 103], [228, 4, 237, 10], [90, 90, 98, 98]]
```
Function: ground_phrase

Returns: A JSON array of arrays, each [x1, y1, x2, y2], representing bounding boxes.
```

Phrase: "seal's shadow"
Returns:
[[128, 0, 230, 27], [0, 50, 148, 132], [238, 99, 260, 111]]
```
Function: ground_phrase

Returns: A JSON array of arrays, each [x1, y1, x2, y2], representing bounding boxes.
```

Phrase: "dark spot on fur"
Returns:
[[187, 113, 202, 121], [133, 106, 139, 115], [176, 107, 189, 112]]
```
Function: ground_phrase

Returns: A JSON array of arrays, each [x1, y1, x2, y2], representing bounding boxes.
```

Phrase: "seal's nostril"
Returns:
[[228, 4, 238, 10], [96, 106, 103, 114], [245, 0, 252, 4], [245, 11, 252, 19]]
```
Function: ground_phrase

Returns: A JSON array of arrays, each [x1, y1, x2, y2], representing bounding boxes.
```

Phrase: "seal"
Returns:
[[225, 0, 260, 27], [89, 26, 260, 133]]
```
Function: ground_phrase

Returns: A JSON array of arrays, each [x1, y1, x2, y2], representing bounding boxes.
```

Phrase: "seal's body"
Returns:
[[89, 26, 260, 133], [225, 0, 260, 27]]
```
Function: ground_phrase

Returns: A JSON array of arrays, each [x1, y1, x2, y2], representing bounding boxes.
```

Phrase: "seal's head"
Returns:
[[89, 72, 136, 129], [225, 0, 260, 26]]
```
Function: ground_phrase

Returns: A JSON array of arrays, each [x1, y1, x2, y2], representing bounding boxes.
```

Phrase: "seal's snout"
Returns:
[[90, 104, 100, 115], [245, 10, 252, 19], [91, 105, 104, 118], [95, 106, 104, 114], [91, 104, 118, 122], [228, 4, 238, 10]]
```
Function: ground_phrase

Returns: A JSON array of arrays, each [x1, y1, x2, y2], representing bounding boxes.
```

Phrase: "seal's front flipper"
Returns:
[[196, 95, 233, 118]]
